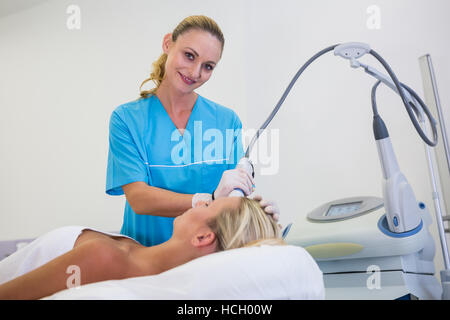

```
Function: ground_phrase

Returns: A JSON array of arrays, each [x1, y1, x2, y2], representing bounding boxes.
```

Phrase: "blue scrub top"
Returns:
[[106, 94, 244, 246]]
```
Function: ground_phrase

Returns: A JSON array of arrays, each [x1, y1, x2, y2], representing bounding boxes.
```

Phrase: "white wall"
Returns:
[[1, 0, 449, 276], [0, 0, 248, 237]]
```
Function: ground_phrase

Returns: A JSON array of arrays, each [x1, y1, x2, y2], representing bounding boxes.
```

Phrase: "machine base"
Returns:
[[323, 271, 442, 300]]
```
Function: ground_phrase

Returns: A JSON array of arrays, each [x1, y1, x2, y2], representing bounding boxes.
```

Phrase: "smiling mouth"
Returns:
[[178, 72, 196, 85]]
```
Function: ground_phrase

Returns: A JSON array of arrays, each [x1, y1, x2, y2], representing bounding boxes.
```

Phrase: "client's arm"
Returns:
[[0, 239, 131, 300]]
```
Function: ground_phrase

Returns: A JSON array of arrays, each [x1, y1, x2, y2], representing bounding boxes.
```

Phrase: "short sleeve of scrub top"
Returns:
[[106, 94, 244, 247]]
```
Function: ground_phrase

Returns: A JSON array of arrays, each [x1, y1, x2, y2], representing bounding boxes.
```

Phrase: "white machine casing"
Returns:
[[285, 197, 442, 299]]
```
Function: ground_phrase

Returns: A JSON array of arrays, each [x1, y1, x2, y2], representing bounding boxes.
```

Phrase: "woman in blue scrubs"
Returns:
[[106, 16, 256, 246]]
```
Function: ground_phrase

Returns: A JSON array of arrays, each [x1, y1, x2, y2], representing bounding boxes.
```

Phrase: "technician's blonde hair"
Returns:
[[208, 197, 286, 251], [139, 15, 225, 98]]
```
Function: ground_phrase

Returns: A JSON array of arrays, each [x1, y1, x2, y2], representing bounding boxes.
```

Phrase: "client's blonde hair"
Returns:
[[208, 197, 286, 251]]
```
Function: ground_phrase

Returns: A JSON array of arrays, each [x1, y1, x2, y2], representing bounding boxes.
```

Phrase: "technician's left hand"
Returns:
[[250, 194, 280, 222]]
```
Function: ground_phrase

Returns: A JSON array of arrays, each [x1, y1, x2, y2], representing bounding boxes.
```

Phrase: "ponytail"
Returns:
[[139, 53, 167, 98]]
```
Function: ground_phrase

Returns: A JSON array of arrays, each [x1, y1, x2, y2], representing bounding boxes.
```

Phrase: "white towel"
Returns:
[[0, 226, 130, 285]]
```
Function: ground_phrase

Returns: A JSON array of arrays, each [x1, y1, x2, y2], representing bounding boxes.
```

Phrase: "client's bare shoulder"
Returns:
[[74, 229, 141, 251], [73, 229, 147, 279]]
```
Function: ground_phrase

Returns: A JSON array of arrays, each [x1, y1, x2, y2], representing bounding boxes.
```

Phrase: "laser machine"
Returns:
[[231, 42, 450, 300]]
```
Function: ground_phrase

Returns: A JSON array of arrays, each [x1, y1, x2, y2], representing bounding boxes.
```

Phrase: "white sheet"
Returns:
[[45, 244, 325, 300], [0, 226, 85, 285], [0, 226, 135, 285], [0, 225, 325, 300]]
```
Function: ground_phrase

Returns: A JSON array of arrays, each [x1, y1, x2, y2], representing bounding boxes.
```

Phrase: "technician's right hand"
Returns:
[[213, 168, 255, 199]]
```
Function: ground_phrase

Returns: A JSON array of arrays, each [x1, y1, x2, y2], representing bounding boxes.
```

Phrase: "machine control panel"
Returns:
[[307, 196, 384, 222]]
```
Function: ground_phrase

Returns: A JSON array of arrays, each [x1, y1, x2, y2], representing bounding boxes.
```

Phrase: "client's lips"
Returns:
[[179, 72, 196, 85]]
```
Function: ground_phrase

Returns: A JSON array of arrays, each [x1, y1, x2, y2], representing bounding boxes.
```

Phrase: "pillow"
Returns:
[[44, 244, 325, 300]]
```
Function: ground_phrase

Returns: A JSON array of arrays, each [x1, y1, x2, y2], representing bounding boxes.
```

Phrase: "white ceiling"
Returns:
[[0, 0, 49, 18]]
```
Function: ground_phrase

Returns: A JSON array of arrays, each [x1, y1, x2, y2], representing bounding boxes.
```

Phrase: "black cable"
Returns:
[[370, 77, 438, 146], [245, 44, 340, 157], [369, 49, 437, 147], [245, 44, 438, 159], [371, 80, 382, 116]]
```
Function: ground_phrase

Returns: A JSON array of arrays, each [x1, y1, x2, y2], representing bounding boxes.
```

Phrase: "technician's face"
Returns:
[[162, 29, 222, 94]]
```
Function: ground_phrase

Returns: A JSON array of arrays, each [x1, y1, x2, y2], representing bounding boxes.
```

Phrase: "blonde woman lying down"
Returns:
[[0, 197, 284, 299]]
